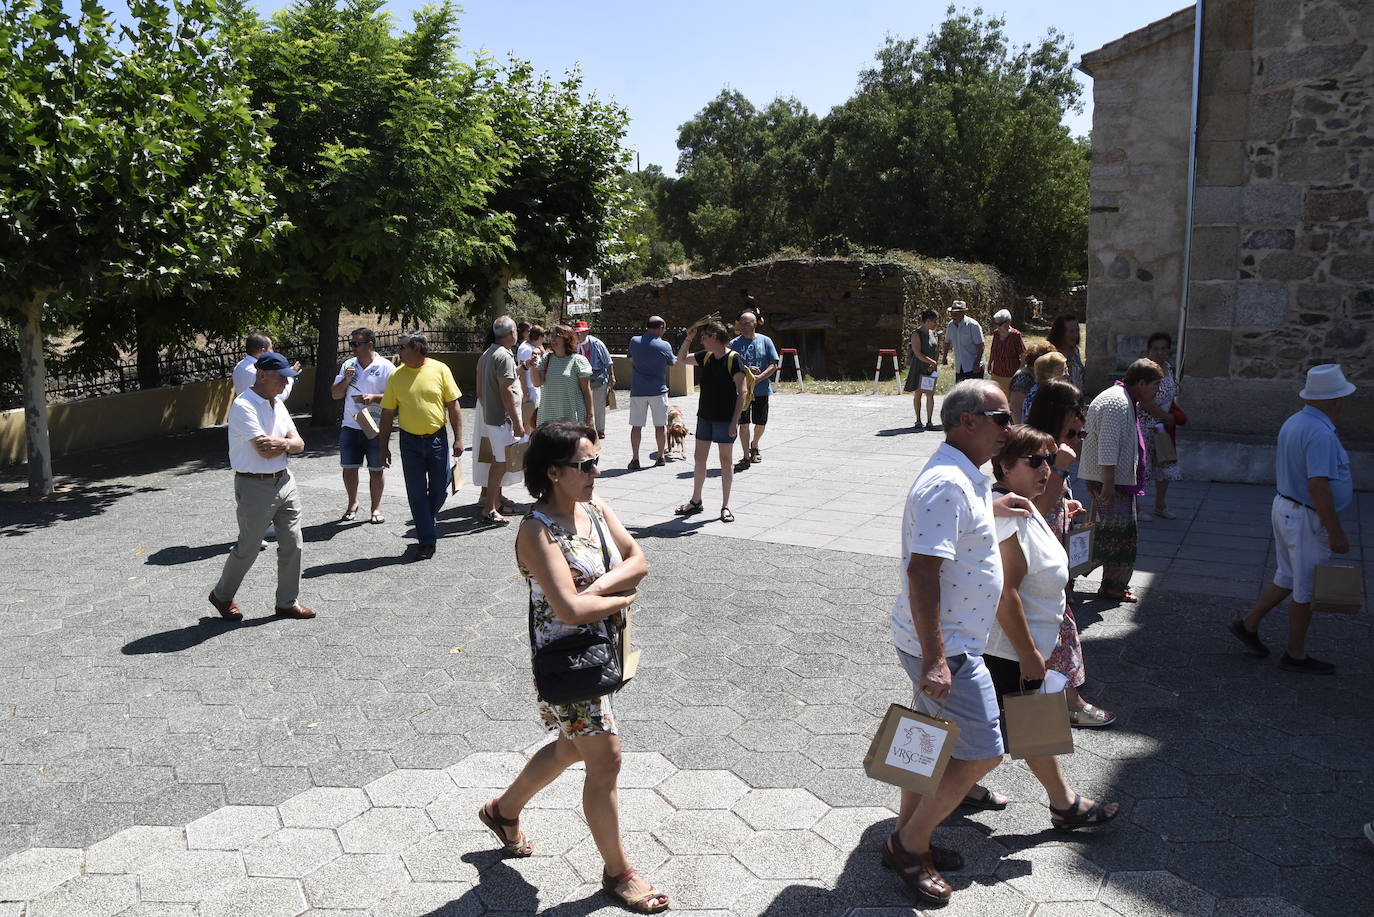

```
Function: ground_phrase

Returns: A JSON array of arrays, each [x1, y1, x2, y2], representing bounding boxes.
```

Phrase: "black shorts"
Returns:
[[739, 396, 770, 426], [981, 652, 1043, 707]]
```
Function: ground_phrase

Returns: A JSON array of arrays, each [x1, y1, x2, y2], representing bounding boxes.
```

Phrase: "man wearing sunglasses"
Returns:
[[885, 379, 1030, 907]]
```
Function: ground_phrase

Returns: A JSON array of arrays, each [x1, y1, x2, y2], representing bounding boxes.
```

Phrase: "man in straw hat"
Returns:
[[1229, 364, 1355, 675]]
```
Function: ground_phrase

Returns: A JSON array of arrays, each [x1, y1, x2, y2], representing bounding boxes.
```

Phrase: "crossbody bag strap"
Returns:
[[586, 503, 619, 643]]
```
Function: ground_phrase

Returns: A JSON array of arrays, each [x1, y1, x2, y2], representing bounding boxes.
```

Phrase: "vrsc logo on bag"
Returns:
[[884, 715, 949, 778]]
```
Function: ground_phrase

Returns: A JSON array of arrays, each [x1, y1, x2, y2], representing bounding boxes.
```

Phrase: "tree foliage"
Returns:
[[0, 0, 280, 493], [653, 6, 1088, 290]]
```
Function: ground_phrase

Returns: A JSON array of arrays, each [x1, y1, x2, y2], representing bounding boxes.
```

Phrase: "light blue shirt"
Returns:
[[728, 333, 779, 397], [1276, 405, 1352, 512], [628, 333, 675, 396]]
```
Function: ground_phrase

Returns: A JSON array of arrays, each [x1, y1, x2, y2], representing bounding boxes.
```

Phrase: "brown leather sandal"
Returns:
[[602, 867, 669, 913], [477, 799, 533, 857], [881, 833, 964, 872], [884, 832, 952, 906]]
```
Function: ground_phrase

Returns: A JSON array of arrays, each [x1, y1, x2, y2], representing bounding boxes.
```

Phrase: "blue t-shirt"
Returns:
[[628, 333, 676, 396], [1276, 405, 1352, 512], [728, 334, 779, 397], [578, 336, 613, 386]]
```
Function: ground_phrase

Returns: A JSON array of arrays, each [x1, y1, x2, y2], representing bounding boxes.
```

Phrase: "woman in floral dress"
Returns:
[[478, 421, 668, 913]]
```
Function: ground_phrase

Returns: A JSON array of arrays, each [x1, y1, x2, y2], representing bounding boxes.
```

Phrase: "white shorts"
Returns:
[[485, 421, 519, 462], [629, 394, 669, 428], [1271, 494, 1332, 603]]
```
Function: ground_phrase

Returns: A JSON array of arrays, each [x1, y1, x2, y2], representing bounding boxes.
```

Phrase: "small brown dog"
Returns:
[[665, 405, 689, 460]]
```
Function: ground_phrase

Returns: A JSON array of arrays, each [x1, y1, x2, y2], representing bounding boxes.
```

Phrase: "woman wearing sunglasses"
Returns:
[[480, 422, 668, 914], [1026, 382, 1116, 729], [978, 425, 1121, 830]]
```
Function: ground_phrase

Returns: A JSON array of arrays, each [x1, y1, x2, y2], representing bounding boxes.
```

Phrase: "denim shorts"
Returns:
[[896, 648, 1004, 761], [339, 426, 383, 470], [695, 418, 737, 444]]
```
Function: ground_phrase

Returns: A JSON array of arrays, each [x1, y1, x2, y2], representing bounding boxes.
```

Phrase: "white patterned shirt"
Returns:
[[891, 442, 1003, 659]]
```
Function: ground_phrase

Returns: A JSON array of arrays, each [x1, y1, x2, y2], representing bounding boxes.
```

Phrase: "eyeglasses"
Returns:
[[974, 410, 1013, 427], [350, 340, 368, 348], [555, 456, 600, 473], [1020, 453, 1058, 469], [1064, 429, 1084, 440]]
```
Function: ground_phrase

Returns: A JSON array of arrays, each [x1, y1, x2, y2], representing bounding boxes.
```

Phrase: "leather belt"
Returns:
[[236, 470, 287, 480], [1279, 494, 1315, 511]]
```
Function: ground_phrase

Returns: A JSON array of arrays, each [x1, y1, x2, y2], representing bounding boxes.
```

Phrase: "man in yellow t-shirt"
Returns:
[[378, 333, 464, 560]]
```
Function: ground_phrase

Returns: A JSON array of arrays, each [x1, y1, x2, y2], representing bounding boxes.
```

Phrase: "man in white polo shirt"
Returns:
[[884, 378, 1027, 906], [209, 353, 316, 622], [331, 327, 395, 524], [233, 332, 298, 399]]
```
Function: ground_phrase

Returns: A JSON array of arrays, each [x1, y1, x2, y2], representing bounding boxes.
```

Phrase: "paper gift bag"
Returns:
[[448, 452, 464, 495], [1002, 688, 1074, 759], [355, 406, 381, 439], [863, 703, 960, 796], [619, 604, 641, 681], [607, 387, 619, 410], [1153, 427, 1178, 463], [1312, 563, 1362, 614], [1065, 520, 1096, 578], [477, 435, 528, 472], [919, 375, 936, 392]]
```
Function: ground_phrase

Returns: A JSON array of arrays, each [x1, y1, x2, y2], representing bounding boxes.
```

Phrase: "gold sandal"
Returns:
[[602, 867, 669, 913]]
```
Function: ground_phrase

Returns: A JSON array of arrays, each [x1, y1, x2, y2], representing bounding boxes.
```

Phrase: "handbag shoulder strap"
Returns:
[[587, 502, 612, 573]]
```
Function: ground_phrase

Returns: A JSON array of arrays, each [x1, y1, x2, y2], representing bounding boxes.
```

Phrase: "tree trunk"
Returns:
[[310, 302, 341, 427], [18, 293, 54, 498], [135, 313, 161, 390], [484, 266, 512, 327]]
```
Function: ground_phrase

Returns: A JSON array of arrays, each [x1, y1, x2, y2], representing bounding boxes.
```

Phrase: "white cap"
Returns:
[[1298, 364, 1356, 400]]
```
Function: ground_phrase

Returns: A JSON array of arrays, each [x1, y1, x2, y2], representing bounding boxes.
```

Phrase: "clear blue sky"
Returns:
[[250, 0, 1193, 175]]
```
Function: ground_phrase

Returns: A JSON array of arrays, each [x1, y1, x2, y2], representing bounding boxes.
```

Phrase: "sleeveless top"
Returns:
[[519, 502, 623, 651]]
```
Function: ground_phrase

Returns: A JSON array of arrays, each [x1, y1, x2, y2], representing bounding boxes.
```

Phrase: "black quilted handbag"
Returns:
[[530, 509, 625, 705]]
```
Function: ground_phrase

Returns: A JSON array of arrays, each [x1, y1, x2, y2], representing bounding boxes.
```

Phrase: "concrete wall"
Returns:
[[1081, 1, 1374, 441]]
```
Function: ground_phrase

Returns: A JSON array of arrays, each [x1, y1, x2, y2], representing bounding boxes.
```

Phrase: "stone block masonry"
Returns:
[[600, 256, 1018, 379]]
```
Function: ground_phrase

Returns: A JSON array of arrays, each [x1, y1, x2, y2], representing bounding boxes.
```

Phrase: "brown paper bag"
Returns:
[[863, 703, 961, 796], [448, 452, 464, 494], [1312, 563, 1362, 614], [1153, 428, 1178, 463], [1065, 520, 1096, 578], [355, 407, 381, 439], [607, 387, 618, 410], [1002, 689, 1074, 759], [619, 605, 641, 681], [477, 435, 528, 472]]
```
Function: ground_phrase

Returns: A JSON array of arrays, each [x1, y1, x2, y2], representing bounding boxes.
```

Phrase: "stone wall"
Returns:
[[599, 256, 1018, 378], [1081, 0, 1374, 442]]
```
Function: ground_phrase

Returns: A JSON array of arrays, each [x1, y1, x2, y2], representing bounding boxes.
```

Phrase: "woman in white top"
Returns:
[[970, 425, 1121, 831]]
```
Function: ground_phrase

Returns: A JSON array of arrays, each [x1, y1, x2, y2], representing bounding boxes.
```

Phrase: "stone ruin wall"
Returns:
[[599, 256, 1019, 378]]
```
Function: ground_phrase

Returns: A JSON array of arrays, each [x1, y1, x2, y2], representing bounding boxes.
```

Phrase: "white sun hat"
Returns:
[[1298, 364, 1357, 400]]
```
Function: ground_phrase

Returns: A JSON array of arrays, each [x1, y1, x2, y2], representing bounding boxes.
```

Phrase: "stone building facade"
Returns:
[[1079, 0, 1374, 441], [599, 257, 1016, 379]]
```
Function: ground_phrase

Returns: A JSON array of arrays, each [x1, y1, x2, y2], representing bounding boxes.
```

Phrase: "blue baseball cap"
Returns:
[[254, 352, 299, 377]]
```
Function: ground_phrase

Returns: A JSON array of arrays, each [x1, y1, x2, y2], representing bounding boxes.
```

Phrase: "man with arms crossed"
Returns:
[[729, 309, 779, 471], [209, 353, 315, 621], [885, 379, 1027, 905], [331, 327, 395, 524], [378, 334, 464, 561], [627, 316, 676, 470], [1230, 364, 1355, 674]]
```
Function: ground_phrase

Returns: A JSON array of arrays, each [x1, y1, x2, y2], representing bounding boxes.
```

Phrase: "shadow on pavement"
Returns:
[[0, 483, 164, 537], [144, 542, 235, 565], [122, 615, 283, 655], [876, 426, 924, 437], [304, 552, 414, 579]]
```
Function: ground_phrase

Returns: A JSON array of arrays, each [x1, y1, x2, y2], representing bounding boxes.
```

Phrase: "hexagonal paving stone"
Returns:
[[1130, 797, 1232, 843], [643, 854, 753, 910], [0, 848, 84, 901], [1214, 898, 1315, 917], [371, 881, 483, 917], [472, 854, 583, 912], [84, 826, 186, 874], [564, 831, 670, 885], [399, 830, 488, 884], [277, 787, 371, 829], [651, 809, 752, 855], [138, 849, 247, 902], [734, 829, 841, 881], [242, 827, 343, 878], [197, 877, 307, 917], [729, 750, 822, 789], [617, 752, 675, 788], [445, 751, 529, 790], [1099, 870, 1216, 917], [26, 873, 137, 917], [186, 805, 281, 851], [997, 846, 1106, 902], [731, 788, 829, 830], [363, 768, 457, 808], [1232, 816, 1334, 867], [811, 807, 896, 851], [337, 807, 435, 854], [614, 788, 679, 833], [656, 769, 749, 810], [301, 853, 408, 910]]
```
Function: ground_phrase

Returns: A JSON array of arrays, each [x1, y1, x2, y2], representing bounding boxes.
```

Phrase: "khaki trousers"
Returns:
[[213, 471, 303, 608]]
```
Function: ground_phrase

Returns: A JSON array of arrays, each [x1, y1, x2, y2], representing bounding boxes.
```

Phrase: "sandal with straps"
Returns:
[[477, 799, 534, 857], [674, 498, 703, 516], [883, 832, 952, 906], [602, 867, 669, 913], [881, 833, 964, 872], [1049, 793, 1121, 831]]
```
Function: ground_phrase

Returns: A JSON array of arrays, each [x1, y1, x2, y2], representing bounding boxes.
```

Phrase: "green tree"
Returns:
[[453, 61, 636, 321], [0, 0, 280, 495], [601, 165, 685, 285], [669, 91, 821, 270], [238, 0, 510, 425], [817, 6, 1087, 288]]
